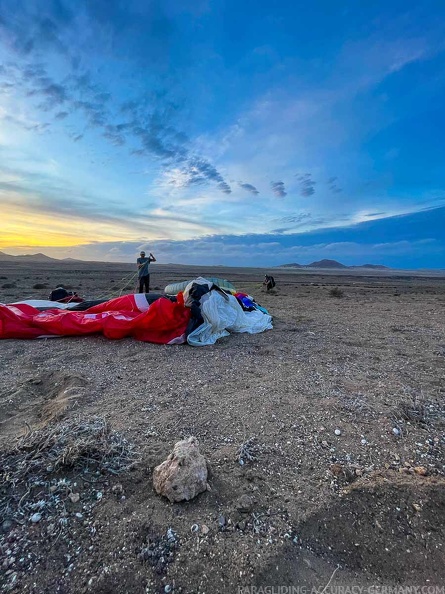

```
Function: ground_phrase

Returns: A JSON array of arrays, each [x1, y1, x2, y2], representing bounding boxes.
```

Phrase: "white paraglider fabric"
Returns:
[[187, 291, 272, 347]]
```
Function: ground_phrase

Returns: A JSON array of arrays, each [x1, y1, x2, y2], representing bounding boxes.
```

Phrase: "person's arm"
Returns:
[[137, 258, 142, 269], [149, 253, 156, 262]]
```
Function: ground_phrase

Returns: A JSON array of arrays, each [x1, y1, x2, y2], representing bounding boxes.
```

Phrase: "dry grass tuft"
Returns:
[[0, 417, 139, 526], [237, 437, 261, 465], [399, 396, 445, 428]]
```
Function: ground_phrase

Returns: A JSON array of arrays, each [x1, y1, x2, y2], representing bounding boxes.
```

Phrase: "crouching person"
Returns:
[[263, 275, 276, 291]]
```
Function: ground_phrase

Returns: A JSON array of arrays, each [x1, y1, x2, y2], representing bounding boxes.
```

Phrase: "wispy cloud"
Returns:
[[327, 176, 342, 194], [271, 181, 287, 197], [296, 173, 316, 197], [239, 182, 259, 195]]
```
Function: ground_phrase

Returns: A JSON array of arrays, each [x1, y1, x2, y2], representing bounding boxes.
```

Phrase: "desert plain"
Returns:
[[1, 260, 445, 593]]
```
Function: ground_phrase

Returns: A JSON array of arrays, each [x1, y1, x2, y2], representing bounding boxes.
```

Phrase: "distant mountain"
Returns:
[[307, 259, 348, 269], [0, 251, 58, 262], [278, 259, 391, 270], [0, 251, 16, 261], [353, 263, 389, 270], [277, 262, 303, 268]]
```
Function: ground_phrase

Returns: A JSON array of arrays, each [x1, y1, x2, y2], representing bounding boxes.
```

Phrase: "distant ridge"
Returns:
[[278, 262, 303, 268], [278, 259, 390, 269], [0, 251, 15, 261], [308, 259, 348, 269], [0, 251, 58, 262], [351, 263, 389, 270]]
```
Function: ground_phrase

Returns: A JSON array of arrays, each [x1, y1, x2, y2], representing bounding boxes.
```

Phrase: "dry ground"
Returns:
[[1, 262, 445, 593]]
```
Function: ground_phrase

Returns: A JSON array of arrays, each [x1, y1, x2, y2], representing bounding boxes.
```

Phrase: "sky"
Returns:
[[0, 0, 444, 268]]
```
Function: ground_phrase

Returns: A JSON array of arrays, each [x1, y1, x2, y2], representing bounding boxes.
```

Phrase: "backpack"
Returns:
[[49, 287, 70, 301]]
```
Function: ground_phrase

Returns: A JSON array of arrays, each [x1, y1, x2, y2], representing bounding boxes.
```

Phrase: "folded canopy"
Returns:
[[0, 294, 190, 344]]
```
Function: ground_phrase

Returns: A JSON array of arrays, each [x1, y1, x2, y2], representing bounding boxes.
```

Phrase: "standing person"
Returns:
[[137, 250, 156, 293]]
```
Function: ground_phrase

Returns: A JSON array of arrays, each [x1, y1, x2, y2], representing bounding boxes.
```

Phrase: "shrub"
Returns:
[[33, 283, 48, 289], [330, 287, 344, 298], [2, 283, 16, 289]]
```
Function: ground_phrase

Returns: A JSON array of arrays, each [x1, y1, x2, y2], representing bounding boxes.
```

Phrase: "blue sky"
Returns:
[[0, 0, 444, 268]]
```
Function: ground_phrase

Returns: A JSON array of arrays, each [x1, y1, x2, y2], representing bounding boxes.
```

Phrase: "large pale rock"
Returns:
[[153, 437, 209, 502]]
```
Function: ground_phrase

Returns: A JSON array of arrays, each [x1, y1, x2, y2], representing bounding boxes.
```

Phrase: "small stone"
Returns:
[[218, 515, 226, 528], [96, 492, 103, 500], [414, 466, 428, 476], [236, 494, 256, 513], [30, 513, 41, 523], [1, 520, 13, 534], [361, 439, 367, 446], [392, 428, 401, 436], [164, 586, 172, 593], [330, 463, 343, 477], [69, 493, 80, 503], [201, 524, 209, 535], [334, 429, 341, 436], [191, 524, 199, 533], [412, 503, 422, 512]]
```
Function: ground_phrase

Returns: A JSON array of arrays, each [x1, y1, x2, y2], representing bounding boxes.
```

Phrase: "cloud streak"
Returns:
[[271, 181, 287, 198], [296, 173, 316, 197], [239, 182, 259, 195]]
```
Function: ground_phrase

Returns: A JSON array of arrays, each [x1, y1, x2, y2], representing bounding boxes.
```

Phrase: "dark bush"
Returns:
[[33, 283, 48, 289], [2, 283, 16, 289], [330, 287, 344, 298]]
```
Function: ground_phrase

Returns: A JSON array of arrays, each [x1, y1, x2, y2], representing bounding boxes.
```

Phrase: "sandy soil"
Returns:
[[1, 262, 445, 594]]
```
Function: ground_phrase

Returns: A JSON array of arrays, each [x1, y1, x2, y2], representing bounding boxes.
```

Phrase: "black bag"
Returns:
[[49, 287, 70, 301]]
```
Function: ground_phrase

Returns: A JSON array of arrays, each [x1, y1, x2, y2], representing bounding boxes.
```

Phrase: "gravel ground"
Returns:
[[1, 262, 445, 593]]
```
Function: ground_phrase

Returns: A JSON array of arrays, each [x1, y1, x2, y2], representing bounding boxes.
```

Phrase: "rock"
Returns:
[[30, 513, 42, 523], [235, 494, 256, 513], [112, 483, 124, 495], [330, 463, 343, 477], [153, 436, 209, 502], [392, 427, 401, 436], [1, 520, 13, 534], [414, 466, 428, 476], [69, 493, 80, 503], [218, 515, 227, 528], [201, 524, 210, 535], [334, 429, 341, 436]]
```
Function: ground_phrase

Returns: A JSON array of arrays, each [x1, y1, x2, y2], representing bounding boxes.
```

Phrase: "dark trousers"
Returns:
[[139, 275, 150, 293]]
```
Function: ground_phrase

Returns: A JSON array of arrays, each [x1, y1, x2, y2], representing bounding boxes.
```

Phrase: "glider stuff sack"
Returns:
[[164, 278, 236, 296]]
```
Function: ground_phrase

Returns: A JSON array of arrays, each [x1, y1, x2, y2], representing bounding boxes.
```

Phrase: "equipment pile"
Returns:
[[0, 277, 272, 345]]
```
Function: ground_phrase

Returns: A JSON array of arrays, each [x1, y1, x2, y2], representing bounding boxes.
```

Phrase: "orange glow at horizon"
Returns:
[[0, 205, 135, 249]]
